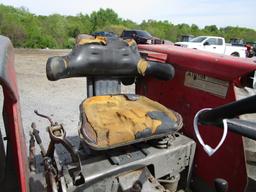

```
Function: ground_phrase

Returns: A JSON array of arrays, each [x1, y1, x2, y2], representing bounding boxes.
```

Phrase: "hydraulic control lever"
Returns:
[[194, 95, 256, 156], [197, 95, 256, 140], [34, 110, 54, 126], [30, 122, 58, 192], [222, 118, 256, 140], [198, 94, 256, 125], [46, 123, 84, 185], [33, 110, 84, 185]]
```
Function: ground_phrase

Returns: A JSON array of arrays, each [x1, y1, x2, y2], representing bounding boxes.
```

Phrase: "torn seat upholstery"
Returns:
[[46, 36, 182, 149], [80, 95, 182, 149]]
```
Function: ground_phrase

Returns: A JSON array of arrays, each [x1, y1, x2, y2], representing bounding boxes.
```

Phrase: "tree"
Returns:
[[204, 25, 218, 33], [90, 8, 121, 32], [0, 4, 255, 48]]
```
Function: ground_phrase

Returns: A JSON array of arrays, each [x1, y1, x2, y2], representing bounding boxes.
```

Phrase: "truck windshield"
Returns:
[[190, 36, 207, 43], [136, 31, 152, 38]]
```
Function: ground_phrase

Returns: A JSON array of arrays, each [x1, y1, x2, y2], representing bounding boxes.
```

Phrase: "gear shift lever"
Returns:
[[214, 178, 228, 192]]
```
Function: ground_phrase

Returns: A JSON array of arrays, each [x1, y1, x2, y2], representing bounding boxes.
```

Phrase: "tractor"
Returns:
[[0, 35, 256, 192]]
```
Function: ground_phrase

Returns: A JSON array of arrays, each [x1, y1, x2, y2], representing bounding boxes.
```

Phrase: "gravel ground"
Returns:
[[14, 49, 134, 151], [235, 87, 256, 182], [15, 49, 85, 149]]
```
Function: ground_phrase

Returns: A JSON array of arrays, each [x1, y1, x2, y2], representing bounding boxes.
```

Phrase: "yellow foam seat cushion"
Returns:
[[80, 95, 181, 148]]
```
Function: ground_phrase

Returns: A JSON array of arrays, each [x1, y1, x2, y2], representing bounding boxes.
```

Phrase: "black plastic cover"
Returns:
[[46, 39, 174, 81]]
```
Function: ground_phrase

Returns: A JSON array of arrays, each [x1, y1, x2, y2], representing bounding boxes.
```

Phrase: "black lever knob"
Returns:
[[214, 178, 228, 192]]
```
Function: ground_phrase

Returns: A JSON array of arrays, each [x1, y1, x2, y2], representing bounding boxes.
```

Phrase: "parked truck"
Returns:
[[175, 36, 247, 58]]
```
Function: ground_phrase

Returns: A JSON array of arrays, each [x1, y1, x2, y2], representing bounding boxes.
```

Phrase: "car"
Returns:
[[180, 35, 194, 42], [91, 31, 119, 39], [120, 29, 163, 44], [75, 32, 119, 45], [175, 36, 247, 58]]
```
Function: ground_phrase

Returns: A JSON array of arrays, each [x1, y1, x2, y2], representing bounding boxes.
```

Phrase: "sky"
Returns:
[[1, 0, 256, 29]]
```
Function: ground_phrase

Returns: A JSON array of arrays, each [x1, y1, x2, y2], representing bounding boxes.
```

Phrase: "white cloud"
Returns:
[[1, 0, 255, 28]]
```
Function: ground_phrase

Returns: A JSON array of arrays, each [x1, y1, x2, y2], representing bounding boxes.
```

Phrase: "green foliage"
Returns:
[[101, 25, 127, 36], [90, 8, 121, 32], [0, 4, 255, 48]]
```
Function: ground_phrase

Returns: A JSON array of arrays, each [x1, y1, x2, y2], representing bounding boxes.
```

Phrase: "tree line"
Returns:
[[0, 4, 256, 48]]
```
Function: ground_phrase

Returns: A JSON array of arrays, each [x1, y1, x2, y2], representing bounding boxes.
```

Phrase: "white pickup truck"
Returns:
[[175, 36, 247, 58]]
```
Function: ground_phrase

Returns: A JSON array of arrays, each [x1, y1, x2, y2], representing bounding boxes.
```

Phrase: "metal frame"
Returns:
[[0, 35, 28, 192], [63, 134, 195, 191], [137, 44, 256, 191]]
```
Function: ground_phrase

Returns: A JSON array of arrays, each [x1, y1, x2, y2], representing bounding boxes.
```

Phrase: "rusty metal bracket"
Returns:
[[46, 124, 84, 185], [33, 110, 84, 186]]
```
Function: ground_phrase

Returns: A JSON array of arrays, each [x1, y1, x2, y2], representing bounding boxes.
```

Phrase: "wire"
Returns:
[[193, 108, 228, 156]]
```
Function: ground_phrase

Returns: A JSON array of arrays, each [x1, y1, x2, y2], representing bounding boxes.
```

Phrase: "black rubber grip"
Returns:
[[145, 61, 175, 80], [198, 95, 256, 125], [46, 56, 67, 81], [198, 95, 256, 140], [226, 119, 256, 140]]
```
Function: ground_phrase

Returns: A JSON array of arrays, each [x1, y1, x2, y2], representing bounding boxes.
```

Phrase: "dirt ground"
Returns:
[[14, 49, 134, 149], [14, 49, 84, 148]]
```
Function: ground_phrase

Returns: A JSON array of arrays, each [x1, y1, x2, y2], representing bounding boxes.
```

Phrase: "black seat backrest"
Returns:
[[46, 37, 175, 97]]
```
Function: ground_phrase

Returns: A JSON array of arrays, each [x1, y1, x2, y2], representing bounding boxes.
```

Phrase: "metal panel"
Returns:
[[63, 134, 195, 191], [136, 44, 249, 191], [0, 35, 28, 192], [138, 44, 256, 82]]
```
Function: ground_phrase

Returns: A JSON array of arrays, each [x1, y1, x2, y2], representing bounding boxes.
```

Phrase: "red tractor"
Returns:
[[0, 35, 256, 192]]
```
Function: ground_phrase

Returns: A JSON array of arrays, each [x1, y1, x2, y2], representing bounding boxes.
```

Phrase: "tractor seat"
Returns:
[[46, 36, 182, 150], [79, 94, 182, 150]]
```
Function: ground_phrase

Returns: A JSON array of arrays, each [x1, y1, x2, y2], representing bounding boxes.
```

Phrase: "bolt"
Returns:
[[131, 181, 142, 192]]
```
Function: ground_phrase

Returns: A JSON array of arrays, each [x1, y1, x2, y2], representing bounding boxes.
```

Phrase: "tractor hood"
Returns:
[[139, 44, 256, 83]]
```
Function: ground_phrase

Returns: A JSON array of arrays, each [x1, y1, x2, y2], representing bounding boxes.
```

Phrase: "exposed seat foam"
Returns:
[[80, 95, 182, 149]]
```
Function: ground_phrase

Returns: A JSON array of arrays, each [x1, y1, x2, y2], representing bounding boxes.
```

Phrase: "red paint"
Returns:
[[139, 44, 256, 81], [137, 45, 256, 191], [0, 41, 28, 192], [3, 90, 28, 192]]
